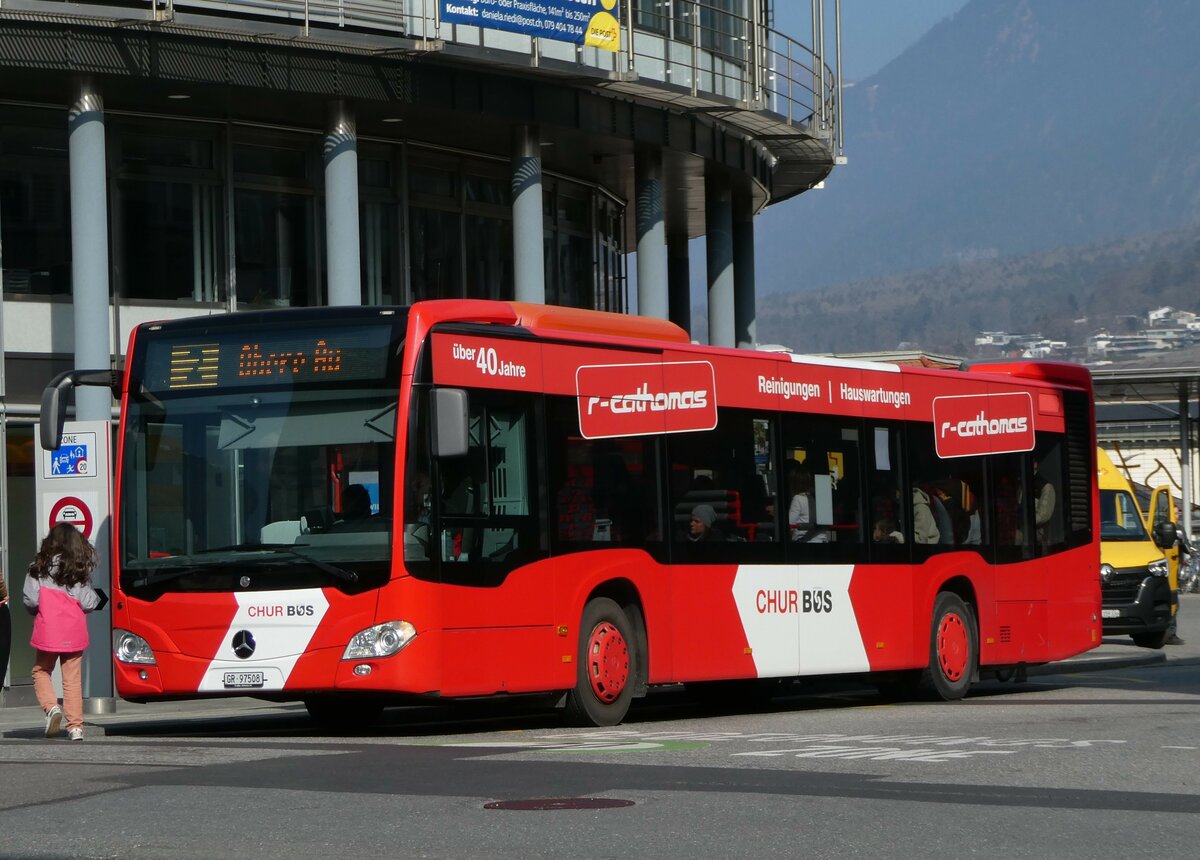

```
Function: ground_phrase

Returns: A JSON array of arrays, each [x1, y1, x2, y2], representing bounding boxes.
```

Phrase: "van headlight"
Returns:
[[343, 621, 416, 659], [1100, 563, 1115, 583], [1148, 559, 1169, 577], [113, 629, 157, 665]]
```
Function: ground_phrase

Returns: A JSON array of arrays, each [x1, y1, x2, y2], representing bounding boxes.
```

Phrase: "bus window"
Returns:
[[437, 392, 540, 571], [667, 408, 781, 562], [546, 396, 662, 552], [1033, 435, 1067, 556], [781, 414, 864, 561], [868, 423, 907, 563], [992, 453, 1032, 563], [905, 424, 986, 551], [404, 389, 435, 562]]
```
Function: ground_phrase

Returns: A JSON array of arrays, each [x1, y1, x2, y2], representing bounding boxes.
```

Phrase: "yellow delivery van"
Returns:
[[1097, 447, 1180, 648]]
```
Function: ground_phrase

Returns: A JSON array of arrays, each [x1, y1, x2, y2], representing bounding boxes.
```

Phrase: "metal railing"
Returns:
[[13, 0, 842, 156]]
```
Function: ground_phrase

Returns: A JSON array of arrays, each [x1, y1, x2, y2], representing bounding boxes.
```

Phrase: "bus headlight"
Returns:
[[1148, 559, 1169, 577], [113, 629, 157, 665], [1100, 564, 1115, 583], [343, 621, 416, 659]]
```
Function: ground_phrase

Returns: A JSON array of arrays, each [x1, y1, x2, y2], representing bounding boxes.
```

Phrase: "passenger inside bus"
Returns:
[[786, 462, 830, 543], [873, 517, 904, 544], [911, 485, 941, 544], [686, 504, 723, 542]]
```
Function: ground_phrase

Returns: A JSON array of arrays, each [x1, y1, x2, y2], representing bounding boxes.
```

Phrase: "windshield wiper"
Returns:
[[268, 544, 359, 584], [128, 563, 234, 590], [129, 544, 360, 588], [197, 542, 359, 584]]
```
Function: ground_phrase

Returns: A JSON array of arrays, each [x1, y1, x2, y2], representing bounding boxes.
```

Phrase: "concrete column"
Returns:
[[667, 231, 691, 336], [67, 77, 115, 711], [324, 100, 361, 306], [512, 126, 545, 304], [733, 193, 757, 349], [635, 149, 668, 319], [68, 79, 111, 420], [705, 176, 734, 347]]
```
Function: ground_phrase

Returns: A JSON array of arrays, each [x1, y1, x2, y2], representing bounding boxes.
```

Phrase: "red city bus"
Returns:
[[41, 300, 1101, 727]]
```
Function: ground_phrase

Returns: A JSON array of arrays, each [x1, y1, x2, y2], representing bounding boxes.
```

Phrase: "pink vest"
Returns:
[[31, 586, 89, 653]]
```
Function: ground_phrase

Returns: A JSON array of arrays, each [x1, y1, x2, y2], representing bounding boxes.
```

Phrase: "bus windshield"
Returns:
[[118, 314, 403, 591], [1099, 489, 1150, 542]]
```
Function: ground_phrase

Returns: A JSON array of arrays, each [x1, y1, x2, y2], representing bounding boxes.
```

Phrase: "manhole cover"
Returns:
[[484, 798, 635, 811]]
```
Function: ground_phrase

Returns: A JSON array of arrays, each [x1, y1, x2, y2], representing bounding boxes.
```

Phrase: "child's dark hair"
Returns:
[[29, 523, 97, 588]]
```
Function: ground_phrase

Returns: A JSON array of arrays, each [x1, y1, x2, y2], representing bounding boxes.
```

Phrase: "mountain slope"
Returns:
[[757, 0, 1200, 292], [754, 228, 1200, 356]]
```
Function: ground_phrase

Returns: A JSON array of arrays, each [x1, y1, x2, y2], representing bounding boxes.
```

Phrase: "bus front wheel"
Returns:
[[564, 597, 636, 727], [928, 592, 977, 701]]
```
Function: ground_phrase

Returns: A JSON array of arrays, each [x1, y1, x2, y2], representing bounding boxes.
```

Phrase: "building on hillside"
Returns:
[[0, 1, 845, 702]]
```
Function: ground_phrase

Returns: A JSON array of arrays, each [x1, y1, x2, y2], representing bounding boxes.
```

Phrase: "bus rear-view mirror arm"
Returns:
[[40, 369, 120, 451], [432, 387, 469, 458]]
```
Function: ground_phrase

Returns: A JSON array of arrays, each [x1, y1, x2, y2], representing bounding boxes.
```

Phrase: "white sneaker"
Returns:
[[44, 705, 63, 738], [67, 727, 84, 742]]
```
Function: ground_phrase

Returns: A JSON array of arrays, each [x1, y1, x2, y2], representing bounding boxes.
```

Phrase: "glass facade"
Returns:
[[0, 108, 627, 312], [0, 106, 628, 700]]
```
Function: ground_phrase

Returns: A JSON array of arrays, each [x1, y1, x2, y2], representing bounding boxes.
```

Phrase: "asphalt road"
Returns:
[[3, 597, 1200, 859]]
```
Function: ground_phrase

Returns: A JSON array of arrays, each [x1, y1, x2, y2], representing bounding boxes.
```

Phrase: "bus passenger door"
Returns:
[[434, 390, 554, 695]]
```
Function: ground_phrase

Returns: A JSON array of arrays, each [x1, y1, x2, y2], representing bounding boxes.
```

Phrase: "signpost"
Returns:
[[35, 420, 114, 713]]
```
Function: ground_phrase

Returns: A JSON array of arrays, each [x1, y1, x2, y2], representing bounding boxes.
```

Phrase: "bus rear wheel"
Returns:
[[928, 592, 977, 701], [564, 597, 636, 727]]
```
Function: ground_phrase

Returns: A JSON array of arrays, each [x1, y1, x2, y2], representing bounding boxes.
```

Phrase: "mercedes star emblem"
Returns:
[[232, 630, 256, 659]]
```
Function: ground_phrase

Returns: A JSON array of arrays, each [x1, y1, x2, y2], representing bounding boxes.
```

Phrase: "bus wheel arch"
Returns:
[[564, 587, 645, 727], [928, 588, 979, 701]]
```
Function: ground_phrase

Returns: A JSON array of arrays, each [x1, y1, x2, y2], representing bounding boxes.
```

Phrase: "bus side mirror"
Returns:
[[432, 388, 469, 458], [39, 369, 118, 451], [1153, 521, 1178, 550]]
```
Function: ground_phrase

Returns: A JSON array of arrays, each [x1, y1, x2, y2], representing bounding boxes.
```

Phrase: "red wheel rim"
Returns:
[[586, 621, 629, 703], [937, 612, 969, 682]]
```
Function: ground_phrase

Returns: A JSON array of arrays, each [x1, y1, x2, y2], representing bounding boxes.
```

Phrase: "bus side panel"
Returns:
[[668, 565, 756, 682], [554, 551, 676, 686], [1044, 542, 1102, 661], [440, 627, 564, 696], [847, 564, 918, 671]]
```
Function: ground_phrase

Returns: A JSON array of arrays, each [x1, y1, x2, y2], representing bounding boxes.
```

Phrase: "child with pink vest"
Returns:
[[23, 523, 104, 741]]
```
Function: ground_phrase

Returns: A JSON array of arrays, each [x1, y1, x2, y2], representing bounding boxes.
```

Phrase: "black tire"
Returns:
[[304, 695, 384, 730], [928, 592, 977, 701], [564, 597, 636, 727], [1132, 629, 1169, 649]]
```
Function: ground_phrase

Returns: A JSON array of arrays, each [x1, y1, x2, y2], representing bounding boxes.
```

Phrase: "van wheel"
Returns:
[[564, 598, 635, 727], [1132, 630, 1169, 649], [929, 592, 977, 701]]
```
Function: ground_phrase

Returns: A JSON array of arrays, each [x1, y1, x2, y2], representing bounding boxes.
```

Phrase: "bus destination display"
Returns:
[[143, 324, 393, 392]]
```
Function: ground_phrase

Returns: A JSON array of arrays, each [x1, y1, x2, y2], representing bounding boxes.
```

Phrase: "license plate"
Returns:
[[1101, 609, 1121, 619], [223, 671, 265, 689]]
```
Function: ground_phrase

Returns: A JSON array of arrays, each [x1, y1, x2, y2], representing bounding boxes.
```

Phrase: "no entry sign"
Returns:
[[49, 494, 95, 541]]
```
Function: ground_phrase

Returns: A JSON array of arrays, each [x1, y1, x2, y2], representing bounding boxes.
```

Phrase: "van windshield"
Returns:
[[1099, 489, 1150, 542]]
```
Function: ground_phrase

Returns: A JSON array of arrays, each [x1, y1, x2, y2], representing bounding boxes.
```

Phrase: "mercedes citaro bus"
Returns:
[[41, 300, 1101, 726]]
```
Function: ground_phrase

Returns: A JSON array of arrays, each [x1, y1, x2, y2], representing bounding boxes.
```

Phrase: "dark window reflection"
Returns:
[[409, 206, 461, 301], [119, 180, 220, 302], [234, 189, 315, 308]]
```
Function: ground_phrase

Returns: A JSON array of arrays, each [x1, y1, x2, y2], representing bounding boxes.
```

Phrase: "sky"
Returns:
[[772, 0, 969, 81]]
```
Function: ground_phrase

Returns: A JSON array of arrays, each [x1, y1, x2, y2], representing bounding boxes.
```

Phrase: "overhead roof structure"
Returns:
[[1091, 366, 1200, 537]]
